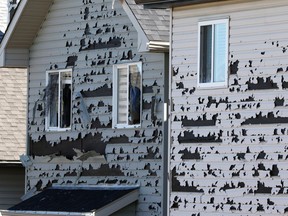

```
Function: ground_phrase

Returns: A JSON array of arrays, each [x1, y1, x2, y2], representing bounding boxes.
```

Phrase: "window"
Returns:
[[198, 19, 229, 87], [113, 62, 142, 128], [45, 69, 72, 131]]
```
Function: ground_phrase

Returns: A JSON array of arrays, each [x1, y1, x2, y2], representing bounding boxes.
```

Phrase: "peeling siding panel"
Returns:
[[27, 0, 165, 215], [170, 0, 288, 215]]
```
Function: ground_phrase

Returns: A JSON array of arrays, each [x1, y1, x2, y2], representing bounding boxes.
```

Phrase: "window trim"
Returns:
[[45, 68, 72, 132], [112, 62, 142, 129], [197, 18, 229, 88]]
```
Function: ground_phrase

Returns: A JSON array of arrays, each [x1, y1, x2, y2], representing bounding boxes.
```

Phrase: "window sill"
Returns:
[[197, 82, 228, 89], [46, 127, 71, 132], [113, 124, 141, 129]]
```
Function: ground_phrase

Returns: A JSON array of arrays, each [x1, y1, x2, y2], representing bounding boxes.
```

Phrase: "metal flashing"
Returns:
[[135, 0, 229, 8]]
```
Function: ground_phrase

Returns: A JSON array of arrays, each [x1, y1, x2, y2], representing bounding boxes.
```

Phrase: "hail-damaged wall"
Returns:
[[170, 0, 288, 215], [27, 0, 165, 215]]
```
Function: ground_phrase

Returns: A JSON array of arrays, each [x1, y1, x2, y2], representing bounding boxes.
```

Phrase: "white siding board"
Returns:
[[170, 0, 288, 215], [25, 0, 166, 215]]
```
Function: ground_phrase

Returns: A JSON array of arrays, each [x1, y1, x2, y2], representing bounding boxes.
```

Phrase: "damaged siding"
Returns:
[[170, 0, 288, 215], [27, 0, 165, 215]]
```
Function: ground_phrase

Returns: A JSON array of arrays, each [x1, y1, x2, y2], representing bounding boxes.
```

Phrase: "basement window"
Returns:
[[46, 69, 72, 131], [113, 62, 142, 128], [198, 19, 229, 87]]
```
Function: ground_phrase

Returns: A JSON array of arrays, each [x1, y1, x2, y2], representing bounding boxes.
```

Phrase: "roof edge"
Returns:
[[0, 0, 28, 56], [121, 0, 150, 52], [95, 189, 139, 215], [135, 0, 228, 8], [147, 40, 169, 52], [1, 210, 89, 216], [0, 161, 23, 167], [51, 184, 140, 190]]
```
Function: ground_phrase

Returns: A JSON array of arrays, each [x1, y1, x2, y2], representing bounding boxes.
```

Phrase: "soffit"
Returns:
[[6, 0, 53, 49]]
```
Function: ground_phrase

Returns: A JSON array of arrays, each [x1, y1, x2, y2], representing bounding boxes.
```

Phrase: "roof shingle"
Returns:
[[126, 0, 170, 42]]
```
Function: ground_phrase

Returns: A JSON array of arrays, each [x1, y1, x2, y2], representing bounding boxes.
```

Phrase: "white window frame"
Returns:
[[45, 68, 72, 132], [112, 62, 142, 129], [197, 18, 229, 88]]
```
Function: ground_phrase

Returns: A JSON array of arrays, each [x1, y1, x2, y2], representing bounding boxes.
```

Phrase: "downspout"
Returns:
[[162, 8, 172, 216], [25, 64, 30, 194]]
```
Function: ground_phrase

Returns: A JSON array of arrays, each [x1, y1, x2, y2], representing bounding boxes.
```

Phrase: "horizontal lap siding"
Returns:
[[171, 0, 288, 215], [0, 0, 7, 33], [27, 0, 165, 215], [0, 167, 25, 210]]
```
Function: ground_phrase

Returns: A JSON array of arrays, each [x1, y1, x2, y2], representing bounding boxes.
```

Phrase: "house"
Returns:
[[137, 0, 288, 215], [0, 0, 169, 215], [0, 0, 26, 211]]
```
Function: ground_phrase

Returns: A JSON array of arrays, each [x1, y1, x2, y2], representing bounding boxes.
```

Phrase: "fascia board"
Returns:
[[0, 0, 28, 67], [120, 0, 150, 52]]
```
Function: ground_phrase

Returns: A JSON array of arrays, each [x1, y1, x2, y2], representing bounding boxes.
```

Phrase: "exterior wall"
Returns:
[[0, 68, 26, 211], [27, 0, 165, 215], [0, 0, 8, 34], [0, 68, 27, 161], [170, 0, 288, 215], [111, 202, 137, 216], [0, 167, 25, 210]]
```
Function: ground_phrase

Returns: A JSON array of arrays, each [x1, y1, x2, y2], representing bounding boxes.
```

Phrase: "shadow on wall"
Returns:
[[0, 31, 4, 42]]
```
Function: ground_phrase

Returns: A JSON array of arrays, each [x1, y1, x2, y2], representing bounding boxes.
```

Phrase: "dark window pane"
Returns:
[[60, 72, 72, 128], [49, 73, 59, 127], [128, 64, 141, 125], [200, 25, 212, 83]]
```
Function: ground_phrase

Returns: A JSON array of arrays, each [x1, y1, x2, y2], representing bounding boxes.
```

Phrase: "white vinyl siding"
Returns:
[[170, 0, 288, 215], [113, 62, 142, 129], [26, 0, 166, 214]]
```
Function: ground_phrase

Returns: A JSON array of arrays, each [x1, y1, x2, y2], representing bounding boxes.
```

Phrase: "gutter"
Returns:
[[0, 160, 23, 167], [147, 41, 170, 52], [136, 0, 229, 9]]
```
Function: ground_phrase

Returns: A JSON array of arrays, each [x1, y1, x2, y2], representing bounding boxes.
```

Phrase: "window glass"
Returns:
[[199, 19, 228, 86], [214, 23, 227, 82], [46, 70, 72, 131], [113, 62, 142, 128], [60, 72, 72, 128], [48, 73, 59, 128], [117, 67, 128, 125], [129, 64, 141, 125], [200, 25, 212, 83]]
